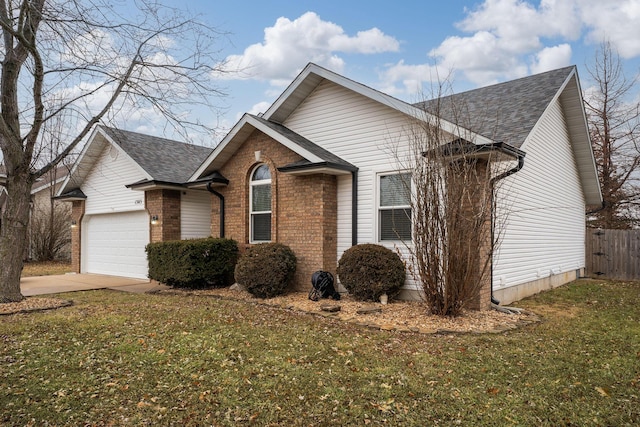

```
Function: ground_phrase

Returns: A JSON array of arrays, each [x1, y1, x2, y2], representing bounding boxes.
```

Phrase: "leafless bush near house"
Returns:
[[391, 88, 514, 316]]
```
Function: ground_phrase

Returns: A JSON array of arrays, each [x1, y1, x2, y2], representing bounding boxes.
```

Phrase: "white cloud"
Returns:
[[578, 0, 640, 58], [531, 44, 572, 74], [427, 0, 583, 86], [378, 61, 442, 96], [429, 31, 529, 86], [247, 101, 272, 116], [458, 0, 582, 45], [215, 12, 399, 83], [385, 0, 640, 94]]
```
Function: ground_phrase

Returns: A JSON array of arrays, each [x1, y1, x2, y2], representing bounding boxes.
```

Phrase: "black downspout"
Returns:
[[489, 153, 525, 305], [351, 170, 358, 246], [206, 182, 225, 238]]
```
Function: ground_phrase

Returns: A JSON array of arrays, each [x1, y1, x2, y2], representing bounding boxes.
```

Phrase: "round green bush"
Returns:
[[234, 243, 297, 298], [337, 244, 405, 301]]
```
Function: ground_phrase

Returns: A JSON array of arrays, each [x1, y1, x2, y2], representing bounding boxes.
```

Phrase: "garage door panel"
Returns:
[[82, 211, 149, 279]]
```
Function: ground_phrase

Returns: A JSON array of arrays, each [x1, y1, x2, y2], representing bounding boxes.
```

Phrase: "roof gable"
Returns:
[[100, 127, 212, 183], [190, 114, 356, 180], [58, 126, 212, 196]]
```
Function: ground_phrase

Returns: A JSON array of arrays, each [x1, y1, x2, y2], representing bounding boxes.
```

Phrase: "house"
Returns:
[[58, 63, 601, 307], [56, 126, 213, 279], [1, 165, 72, 260]]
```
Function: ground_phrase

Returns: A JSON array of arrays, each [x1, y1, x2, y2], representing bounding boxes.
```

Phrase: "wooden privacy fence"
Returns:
[[585, 228, 640, 281]]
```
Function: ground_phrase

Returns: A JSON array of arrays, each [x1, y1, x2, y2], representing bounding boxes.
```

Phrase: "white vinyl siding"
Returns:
[[181, 190, 212, 239], [82, 144, 147, 215], [493, 99, 586, 289], [336, 174, 353, 258], [283, 80, 415, 256]]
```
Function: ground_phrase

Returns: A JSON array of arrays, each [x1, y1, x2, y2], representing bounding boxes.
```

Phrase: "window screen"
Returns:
[[379, 173, 411, 241]]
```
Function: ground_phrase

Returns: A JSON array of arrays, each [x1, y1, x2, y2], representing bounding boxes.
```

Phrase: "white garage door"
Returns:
[[82, 211, 149, 279]]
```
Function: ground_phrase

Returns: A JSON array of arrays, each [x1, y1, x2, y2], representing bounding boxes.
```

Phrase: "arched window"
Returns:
[[250, 164, 271, 242]]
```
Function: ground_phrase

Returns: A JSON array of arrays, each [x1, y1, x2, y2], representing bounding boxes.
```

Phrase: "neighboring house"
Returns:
[[56, 126, 213, 279], [1, 165, 71, 260], [57, 63, 602, 307]]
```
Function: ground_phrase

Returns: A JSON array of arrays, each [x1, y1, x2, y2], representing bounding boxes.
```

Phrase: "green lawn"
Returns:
[[1, 280, 639, 426]]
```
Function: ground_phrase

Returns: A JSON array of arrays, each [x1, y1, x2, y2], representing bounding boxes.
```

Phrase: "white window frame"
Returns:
[[377, 171, 412, 242], [249, 164, 272, 243]]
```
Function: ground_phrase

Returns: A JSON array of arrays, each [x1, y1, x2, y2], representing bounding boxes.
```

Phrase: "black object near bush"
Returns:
[[235, 243, 297, 299], [146, 238, 238, 288], [337, 243, 405, 301]]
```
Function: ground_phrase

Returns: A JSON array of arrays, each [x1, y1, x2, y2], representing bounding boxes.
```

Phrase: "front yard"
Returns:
[[1, 280, 639, 426]]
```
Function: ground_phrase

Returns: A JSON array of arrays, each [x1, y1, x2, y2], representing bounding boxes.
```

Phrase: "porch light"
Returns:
[[70, 220, 77, 228], [150, 215, 159, 225]]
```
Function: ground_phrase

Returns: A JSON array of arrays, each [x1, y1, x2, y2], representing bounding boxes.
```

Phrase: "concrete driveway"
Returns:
[[20, 273, 169, 296]]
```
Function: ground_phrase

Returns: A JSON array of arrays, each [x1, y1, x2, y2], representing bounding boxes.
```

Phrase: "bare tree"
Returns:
[[28, 164, 72, 261], [0, 0, 228, 302], [585, 40, 640, 229], [390, 83, 517, 316], [26, 107, 73, 262]]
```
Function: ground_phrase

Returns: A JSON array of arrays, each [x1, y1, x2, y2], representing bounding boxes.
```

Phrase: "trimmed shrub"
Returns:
[[337, 244, 406, 301], [235, 243, 297, 299], [146, 238, 238, 289]]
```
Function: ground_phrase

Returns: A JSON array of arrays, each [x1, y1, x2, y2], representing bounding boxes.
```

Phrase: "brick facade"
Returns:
[[145, 189, 181, 243], [210, 130, 338, 291]]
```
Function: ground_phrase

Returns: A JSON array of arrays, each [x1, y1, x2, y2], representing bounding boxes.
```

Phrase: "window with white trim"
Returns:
[[378, 172, 412, 241], [250, 164, 271, 242]]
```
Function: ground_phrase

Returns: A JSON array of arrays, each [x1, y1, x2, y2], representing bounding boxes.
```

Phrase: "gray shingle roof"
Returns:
[[100, 126, 213, 183], [414, 66, 575, 148]]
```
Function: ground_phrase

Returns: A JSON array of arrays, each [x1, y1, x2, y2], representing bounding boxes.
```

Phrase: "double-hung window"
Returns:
[[378, 172, 412, 241], [250, 164, 271, 242]]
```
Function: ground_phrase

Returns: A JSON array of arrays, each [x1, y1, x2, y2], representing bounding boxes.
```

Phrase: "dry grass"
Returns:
[[0, 280, 638, 426], [22, 260, 72, 277]]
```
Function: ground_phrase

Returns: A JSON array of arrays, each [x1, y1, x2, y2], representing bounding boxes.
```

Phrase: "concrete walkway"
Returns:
[[20, 273, 170, 296]]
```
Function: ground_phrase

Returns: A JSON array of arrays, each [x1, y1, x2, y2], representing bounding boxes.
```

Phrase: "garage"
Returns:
[[82, 211, 149, 279]]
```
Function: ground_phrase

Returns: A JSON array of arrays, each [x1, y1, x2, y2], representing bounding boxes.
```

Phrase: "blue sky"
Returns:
[[166, 0, 640, 137]]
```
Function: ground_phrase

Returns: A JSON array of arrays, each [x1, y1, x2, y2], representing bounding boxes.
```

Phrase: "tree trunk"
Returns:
[[0, 173, 32, 302]]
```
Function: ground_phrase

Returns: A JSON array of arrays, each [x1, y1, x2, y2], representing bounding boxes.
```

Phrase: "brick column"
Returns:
[[320, 175, 338, 277], [146, 189, 181, 243], [465, 160, 493, 311], [70, 200, 85, 273]]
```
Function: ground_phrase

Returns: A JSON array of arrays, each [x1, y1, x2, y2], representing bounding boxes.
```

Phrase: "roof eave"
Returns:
[[185, 172, 230, 189], [125, 180, 186, 191], [426, 140, 525, 162], [52, 189, 87, 201], [277, 161, 358, 176], [558, 71, 603, 206]]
